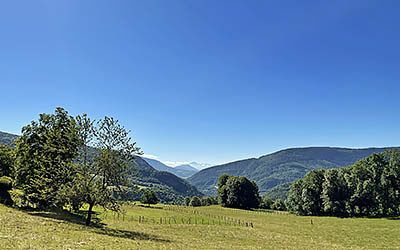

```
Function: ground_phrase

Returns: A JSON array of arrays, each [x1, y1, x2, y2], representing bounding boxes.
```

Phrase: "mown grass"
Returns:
[[0, 203, 399, 249]]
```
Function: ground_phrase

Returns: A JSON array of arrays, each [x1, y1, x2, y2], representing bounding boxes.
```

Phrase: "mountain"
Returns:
[[143, 158, 198, 178], [143, 157, 172, 172], [0, 130, 201, 200], [132, 156, 202, 199], [0, 131, 18, 146], [175, 164, 198, 172], [189, 162, 212, 170], [188, 147, 397, 197]]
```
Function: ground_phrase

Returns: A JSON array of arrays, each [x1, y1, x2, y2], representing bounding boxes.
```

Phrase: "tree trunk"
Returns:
[[86, 202, 95, 226]]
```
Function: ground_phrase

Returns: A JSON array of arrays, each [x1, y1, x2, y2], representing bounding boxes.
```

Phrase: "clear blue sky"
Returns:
[[1, 0, 399, 166]]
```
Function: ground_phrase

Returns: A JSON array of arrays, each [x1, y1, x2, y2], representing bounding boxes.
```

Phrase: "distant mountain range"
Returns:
[[143, 158, 199, 178], [132, 156, 201, 198], [187, 162, 212, 170], [0, 131, 201, 200], [188, 147, 398, 198]]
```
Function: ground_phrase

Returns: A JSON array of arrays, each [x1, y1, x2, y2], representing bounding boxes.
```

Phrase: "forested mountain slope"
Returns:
[[188, 147, 396, 195]]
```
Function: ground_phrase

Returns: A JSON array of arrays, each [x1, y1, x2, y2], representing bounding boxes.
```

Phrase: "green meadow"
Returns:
[[0, 204, 399, 249]]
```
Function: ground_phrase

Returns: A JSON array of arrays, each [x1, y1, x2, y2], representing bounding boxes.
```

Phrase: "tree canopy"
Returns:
[[141, 189, 159, 205], [217, 174, 260, 209], [0, 144, 14, 177], [14, 107, 81, 209], [287, 150, 400, 217]]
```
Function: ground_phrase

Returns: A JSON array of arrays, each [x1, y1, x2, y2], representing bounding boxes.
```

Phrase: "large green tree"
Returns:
[[70, 116, 141, 225], [321, 168, 349, 216], [286, 179, 305, 214], [381, 150, 400, 215], [300, 169, 325, 215], [218, 175, 260, 209], [14, 107, 81, 209]]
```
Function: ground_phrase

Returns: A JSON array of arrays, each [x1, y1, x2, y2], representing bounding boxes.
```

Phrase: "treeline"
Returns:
[[287, 150, 400, 217], [0, 107, 141, 225], [184, 196, 218, 207]]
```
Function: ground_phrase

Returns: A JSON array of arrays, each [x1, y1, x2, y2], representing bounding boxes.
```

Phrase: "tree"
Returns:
[[141, 189, 159, 205], [74, 116, 141, 226], [260, 195, 274, 209], [345, 154, 385, 216], [218, 175, 260, 209], [201, 196, 213, 206], [271, 199, 286, 211], [0, 145, 14, 177], [321, 168, 349, 216], [381, 150, 400, 215], [286, 179, 305, 215], [14, 107, 81, 209], [217, 174, 230, 205], [184, 197, 191, 206], [189, 196, 202, 207], [301, 169, 325, 215]]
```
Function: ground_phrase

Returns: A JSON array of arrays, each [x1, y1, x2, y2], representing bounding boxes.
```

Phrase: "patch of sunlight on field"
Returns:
[[0, 204, 399, 249]]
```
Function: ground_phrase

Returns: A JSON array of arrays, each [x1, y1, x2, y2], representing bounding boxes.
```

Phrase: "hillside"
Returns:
[[132, 156, 202, 198], [188, 147, 396, 196], [0, 131, 18, 145], [0, 130, 201, 200], [143, 158, 198, 178], [175, 164, 198, 172], [1, 204, 399, 249]]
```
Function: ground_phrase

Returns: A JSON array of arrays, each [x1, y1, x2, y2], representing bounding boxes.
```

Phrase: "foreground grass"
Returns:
[[0, 204, 399, 249]]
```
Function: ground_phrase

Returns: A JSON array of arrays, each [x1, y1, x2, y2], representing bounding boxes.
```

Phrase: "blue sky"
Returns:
[[1, 0, 399, 166]]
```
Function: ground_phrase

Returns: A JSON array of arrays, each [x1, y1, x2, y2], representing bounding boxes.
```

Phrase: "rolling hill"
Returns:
[[188, 147, 397, 197], [0, 130, 201, 200], [0, 131, 18, 145], [143, 158, 198, 178]]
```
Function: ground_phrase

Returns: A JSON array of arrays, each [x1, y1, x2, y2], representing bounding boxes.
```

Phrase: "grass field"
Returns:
[[0, 204, 399, 249]]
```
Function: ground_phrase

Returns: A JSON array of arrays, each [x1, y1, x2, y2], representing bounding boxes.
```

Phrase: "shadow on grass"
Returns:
[[25, 209, 105, 227], [137, 204, 163, 210], [94, 227, 171, 242], [23, 209, 171, 243]]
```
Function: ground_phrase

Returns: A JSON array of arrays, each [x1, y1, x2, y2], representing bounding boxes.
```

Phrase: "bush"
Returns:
[[140, 189, 159, 205], [184, 197, 191, 206], [271, 199, 286, 211], [260, 196, 274, 209], [8, 189, 26, 207], [189, 196, 202, 207], [0, 176, 13, 206]]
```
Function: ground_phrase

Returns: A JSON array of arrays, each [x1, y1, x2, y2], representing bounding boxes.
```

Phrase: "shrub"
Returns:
[[0, 176, 13, 206], [140, 189, 159, 205], [189, 196, 202, 207], [271, 199, 286, 211], [184, 197, 191, 206], [8, 188, 26, 207], [260, 196, 274, 209]]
